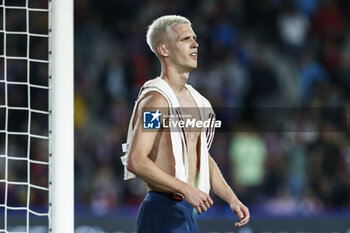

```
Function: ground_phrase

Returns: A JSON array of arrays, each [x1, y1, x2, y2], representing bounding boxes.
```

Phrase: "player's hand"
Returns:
[[230, 200, 250, 227], [183, 185, 213, 214]]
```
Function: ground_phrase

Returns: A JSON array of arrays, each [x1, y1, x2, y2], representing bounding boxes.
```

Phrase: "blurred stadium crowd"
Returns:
[[73, 0, 350, 216], [72, 0, 350, 216], [2, 0, 350, 218]]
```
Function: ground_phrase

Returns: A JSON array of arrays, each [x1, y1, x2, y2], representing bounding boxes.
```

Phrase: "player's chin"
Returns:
[[190, 62, 198, 69], [184, 61, 197, 71], [187, 66, 197, 72]]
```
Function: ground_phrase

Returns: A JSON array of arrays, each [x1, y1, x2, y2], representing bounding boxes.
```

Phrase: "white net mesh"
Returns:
[[0, 0, 50, 232]]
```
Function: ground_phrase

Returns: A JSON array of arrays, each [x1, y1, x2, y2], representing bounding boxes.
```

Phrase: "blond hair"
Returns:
[[146, 15, 191, 55]]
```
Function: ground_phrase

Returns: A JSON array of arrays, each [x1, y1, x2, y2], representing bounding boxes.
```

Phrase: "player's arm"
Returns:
[[126, 92, 213, 214], [209, 154, 250, 227]]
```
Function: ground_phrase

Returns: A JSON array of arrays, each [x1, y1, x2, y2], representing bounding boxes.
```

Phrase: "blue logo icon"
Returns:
[[143, 110, 161, 129]]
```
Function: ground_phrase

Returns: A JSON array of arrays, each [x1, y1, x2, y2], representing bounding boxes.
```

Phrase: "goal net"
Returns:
[[0, 0, 73, 232]]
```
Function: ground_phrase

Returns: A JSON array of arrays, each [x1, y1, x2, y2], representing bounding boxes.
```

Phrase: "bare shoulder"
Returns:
[[132, 91, 169, 128], [138, 91, 168, 110]]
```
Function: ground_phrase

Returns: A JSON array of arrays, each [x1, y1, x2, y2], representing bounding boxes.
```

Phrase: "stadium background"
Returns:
[[2, 0, 350, 232], [73, 0, 350, 231]]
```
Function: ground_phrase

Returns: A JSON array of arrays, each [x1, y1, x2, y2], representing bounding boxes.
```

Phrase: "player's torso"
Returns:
[[147, 88, 202, 191]]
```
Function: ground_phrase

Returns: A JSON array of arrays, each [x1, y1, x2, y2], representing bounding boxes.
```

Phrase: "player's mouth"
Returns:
[[190, 52, 197, 59]]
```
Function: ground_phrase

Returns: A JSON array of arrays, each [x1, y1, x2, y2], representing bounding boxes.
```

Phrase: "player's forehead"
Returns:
[[170, 24, 196, 39]]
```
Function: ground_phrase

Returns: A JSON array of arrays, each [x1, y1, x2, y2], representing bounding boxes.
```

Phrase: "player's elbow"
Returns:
[[126, 156, 142, 175], [126, 158, 136, 174]]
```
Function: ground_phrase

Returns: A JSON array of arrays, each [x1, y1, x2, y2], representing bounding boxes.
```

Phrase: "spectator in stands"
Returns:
[[298, 53, 329, 103], [229, 125, 267, 204], [312, 0, 346, 42], [277, 1, 310, 57]]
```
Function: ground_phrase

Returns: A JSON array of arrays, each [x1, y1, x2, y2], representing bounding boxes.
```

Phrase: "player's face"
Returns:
[[166, 24, 199, 71]]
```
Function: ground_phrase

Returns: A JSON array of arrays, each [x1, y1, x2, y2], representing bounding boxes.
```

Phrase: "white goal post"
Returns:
[[50, 0, 74, 232], [0, 0, 73, 232]]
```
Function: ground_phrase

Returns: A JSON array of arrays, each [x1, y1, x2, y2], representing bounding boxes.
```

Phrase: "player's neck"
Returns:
[[160, 66, 189, 94]]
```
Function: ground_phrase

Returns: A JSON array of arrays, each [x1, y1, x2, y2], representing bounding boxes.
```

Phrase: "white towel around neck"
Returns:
[[121, 77, 215, 194]]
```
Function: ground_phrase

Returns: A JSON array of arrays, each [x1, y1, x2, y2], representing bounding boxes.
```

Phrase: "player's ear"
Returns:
[[157, 44, 168, 58]]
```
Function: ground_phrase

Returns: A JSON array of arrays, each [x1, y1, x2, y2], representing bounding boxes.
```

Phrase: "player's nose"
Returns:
[[191, 39, 199, 48]]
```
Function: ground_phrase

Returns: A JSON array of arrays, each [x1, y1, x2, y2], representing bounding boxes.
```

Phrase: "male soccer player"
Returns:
[[122, 15, 249, 233]]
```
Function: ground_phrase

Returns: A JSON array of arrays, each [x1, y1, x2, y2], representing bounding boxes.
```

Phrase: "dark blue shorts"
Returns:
[[136, 191, 199, 233]]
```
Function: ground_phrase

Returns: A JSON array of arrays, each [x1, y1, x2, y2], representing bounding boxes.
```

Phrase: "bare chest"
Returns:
[[177, 91, 201, 137]]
